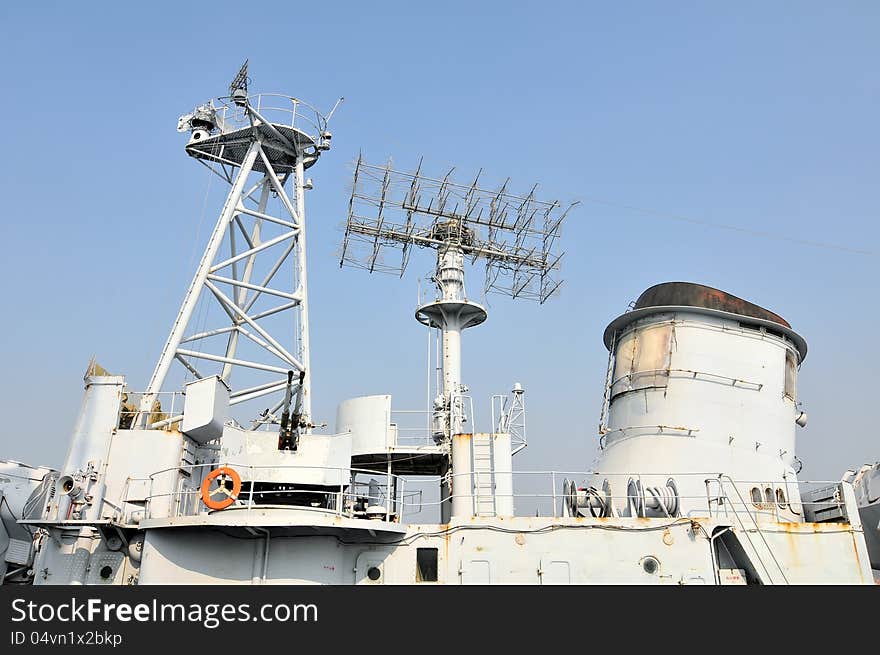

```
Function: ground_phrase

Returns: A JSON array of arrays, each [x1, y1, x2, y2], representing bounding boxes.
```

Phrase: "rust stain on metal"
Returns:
[[776, 521, 856, 534], [634, 282, 791, 328], [848, 530, 867, 583]]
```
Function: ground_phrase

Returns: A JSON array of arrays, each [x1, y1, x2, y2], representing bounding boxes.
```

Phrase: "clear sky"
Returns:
[[0, 2, 877, 484]]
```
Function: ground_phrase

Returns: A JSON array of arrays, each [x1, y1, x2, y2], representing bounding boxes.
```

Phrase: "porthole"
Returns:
[[750, 487, 762, 505], [776, 488, 786, 509], [764, 487, 774, 504], [641, 556, 660, 575], [367, 566, 381, 581]]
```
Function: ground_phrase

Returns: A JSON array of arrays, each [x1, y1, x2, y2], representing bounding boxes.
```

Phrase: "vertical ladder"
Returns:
[[472, 434, 496, 516]]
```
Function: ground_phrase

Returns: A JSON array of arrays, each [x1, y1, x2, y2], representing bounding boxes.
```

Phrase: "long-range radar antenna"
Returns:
[[228, 59, 250, 97], [341, 157, 576, 439], [137, 64, 340, 432]]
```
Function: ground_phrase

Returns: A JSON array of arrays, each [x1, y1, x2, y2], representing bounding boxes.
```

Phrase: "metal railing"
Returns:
[[137, 461, 855, 529], [438, 471, 851, 523], [390, 409, 436, 447], [142, 463, 415, 523], [118, 391, 185, 430], [213, 93, 330, 143], [707, 474, 790, 583], [598, 424, 699, 449], [610, 368, 764, 394]]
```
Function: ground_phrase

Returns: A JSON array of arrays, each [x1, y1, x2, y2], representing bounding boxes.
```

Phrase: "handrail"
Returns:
[[599, 424, 699, 449], [144, 462, 409, 522], [139, 461, 846, 531], [146, 462, 408, 482], [715, 474, 789, 584], [611, 368, 763, 391], [211, 93, 329, 141], [118, 391, 184, 430], [389, 409, 435, 446]]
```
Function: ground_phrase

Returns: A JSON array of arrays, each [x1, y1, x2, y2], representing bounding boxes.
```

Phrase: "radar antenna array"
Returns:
[[341, 156, 577, 303], [228, 59, 250, 97]]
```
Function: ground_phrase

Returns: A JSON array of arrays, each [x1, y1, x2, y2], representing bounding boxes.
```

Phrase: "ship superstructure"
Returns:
[[0, 69, 875, 585]]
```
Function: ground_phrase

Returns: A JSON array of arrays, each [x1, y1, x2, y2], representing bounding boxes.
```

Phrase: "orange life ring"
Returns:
[[200, 466, 242, 510]]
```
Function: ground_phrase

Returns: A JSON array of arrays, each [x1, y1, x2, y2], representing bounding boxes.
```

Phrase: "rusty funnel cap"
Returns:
[[603, 282, 807, 361]]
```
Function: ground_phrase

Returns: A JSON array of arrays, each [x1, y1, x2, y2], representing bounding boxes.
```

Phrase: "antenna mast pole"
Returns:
[[293, 155, 312, 421], [417, 238, 487, 440]]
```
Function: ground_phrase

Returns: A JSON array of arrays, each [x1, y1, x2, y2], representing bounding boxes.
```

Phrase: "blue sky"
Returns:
[[0, 2, 877, 482]]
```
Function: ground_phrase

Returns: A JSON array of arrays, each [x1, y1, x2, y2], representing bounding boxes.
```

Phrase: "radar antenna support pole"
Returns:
[[419, 243, 486, 438], [418, 243, 487, 523], [294, 156, 312, 425], [438, 246, 465, 398]]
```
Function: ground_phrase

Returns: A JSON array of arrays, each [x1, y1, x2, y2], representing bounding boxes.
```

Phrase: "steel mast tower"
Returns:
[[137, 62, 340, 431], [341, 157, 576, 441]]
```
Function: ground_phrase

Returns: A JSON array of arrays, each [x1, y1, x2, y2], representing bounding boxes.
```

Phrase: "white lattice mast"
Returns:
[[137, 62, 340, 431], [341, 157, 576, 441]]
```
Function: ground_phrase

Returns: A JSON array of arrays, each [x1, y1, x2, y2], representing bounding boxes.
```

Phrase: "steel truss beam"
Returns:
[[137, 129, 313, 429]]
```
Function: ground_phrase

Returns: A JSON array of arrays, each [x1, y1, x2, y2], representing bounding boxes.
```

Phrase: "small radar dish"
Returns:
[[228, 59, 250, 106]]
